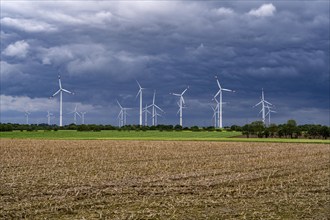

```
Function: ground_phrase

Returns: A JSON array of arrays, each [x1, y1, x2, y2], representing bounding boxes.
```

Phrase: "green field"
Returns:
[[0, 130, 239, 140], [1, 130, 329, 143]]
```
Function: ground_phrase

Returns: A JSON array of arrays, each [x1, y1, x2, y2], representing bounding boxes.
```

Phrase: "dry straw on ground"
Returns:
[[1, 139, 329, 219]]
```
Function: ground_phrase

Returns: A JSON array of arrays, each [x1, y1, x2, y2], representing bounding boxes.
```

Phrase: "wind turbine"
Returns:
[[254, 88, 272, 125], [214, 76, 234, 128], [117, 100, 130, 127], [171, 87, 188, 127], [154, 110, 162, 125], [80, 112, 87, 124], [50, 75, 74, 126], [46, 111, 53, 125], [147, 90, 164, 126], [211, 105, 218, 128], [24, 110, 31, 124], [265, 105, 276, 126], [68, 104, 81, 124], [143, 104, 151, 126], [136, 80, 145, 126]]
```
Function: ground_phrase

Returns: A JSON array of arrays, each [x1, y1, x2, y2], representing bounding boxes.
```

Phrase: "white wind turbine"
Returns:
[[50, 75, 74, 126], [68, 104, 81, 124], [265, 105, 276, 126], [154, 110, 162, 125], [211, 105, 218, 128], [147, 90, 164, 126], [46, 111, 53, 125], [24, 110, 31, 124], [136, 80, 145, 126], [117, 100, 130, 127], [143, 104, 151, 126], [214, 76, 234, 128], [171, 87, 189, 127], [80, 111, 87, 124], [254, 88, 272, 125]]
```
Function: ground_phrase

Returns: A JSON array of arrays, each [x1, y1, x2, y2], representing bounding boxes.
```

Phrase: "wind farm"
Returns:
[[4, 72, 328, 142], [1, 1, 329, 219]]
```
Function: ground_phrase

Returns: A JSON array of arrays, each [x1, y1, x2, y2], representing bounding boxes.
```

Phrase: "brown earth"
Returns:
[[0, 139, 329, 219]]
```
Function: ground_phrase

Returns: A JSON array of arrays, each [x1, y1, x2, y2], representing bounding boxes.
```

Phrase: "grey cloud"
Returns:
[[1, 17, 57, 33], [0, 1, 329, 126]]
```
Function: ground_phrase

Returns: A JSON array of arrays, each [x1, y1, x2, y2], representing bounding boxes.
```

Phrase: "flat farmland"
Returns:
[[1, 140, 329, 219]]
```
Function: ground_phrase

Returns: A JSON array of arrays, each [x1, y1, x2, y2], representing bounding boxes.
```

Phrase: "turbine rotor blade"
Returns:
[[135, 90, 141, 99], [222, 88, 233, 92], [254, 101, 262, 107], [117, 110, 123, 119], [136, 80, 142, 89], [116, 100, 122, 109], [154, 104, 164, 112], [62, 88, 72, 94], [181, 88, 188, 95], [52, 89, 61, 97], [153, 90, 156, 104], [216, 78, 221, 89], [181, 96, 185, 105], [58, 75, 62, 89], [264, 100, 272, 105]]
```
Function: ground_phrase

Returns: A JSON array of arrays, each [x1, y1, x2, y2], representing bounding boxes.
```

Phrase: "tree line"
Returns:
[[0, 120, 329, 139], [240, 120, 330, 139]]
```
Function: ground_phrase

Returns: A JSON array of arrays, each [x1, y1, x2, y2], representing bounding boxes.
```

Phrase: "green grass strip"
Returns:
[[1, 130, 329, 144]]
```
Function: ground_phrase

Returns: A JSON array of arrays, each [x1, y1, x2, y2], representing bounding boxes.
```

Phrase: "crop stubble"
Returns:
[[0, 139, 329, 219]]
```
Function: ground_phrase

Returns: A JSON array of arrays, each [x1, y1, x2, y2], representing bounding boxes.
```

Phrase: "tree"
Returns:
[[0, 124, 13, 132], [268, 124, 278, 137], [190, 126, 200, 132], [174, 125, 182, 131], [263, 128, 270, 138], [307, 126, 318, 139], [250, 121, 265, 138], [242, 124, 251, 138], [319, 126, 330, 139], [286, 119, 297, 138], [230, 125, 242, 131]]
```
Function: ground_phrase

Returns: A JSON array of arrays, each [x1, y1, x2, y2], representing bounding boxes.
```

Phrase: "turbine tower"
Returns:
[[214, 76, 234, 128], [171, 87, 188, 127], [24, 110, 31, 124], [136, 80, 144, 126], [147, 90, 164, 126], [68, 104, 81, 124], [254, 89, 272, 125], [46, 111, 53, 125], [51, 75, 74, 126]]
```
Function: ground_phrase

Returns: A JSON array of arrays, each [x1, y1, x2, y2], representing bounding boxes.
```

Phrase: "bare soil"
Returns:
[[1, 139, 329, 219]]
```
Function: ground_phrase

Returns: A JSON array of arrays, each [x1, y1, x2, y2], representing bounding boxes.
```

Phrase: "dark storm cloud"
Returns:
[[0, 1, 329, 125]]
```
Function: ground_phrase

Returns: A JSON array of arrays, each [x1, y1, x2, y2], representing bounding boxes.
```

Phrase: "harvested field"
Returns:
[[0, 139, 329, 219]]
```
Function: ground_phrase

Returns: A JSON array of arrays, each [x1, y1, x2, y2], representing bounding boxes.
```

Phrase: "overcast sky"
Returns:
[[1, 1, 329, 126]]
